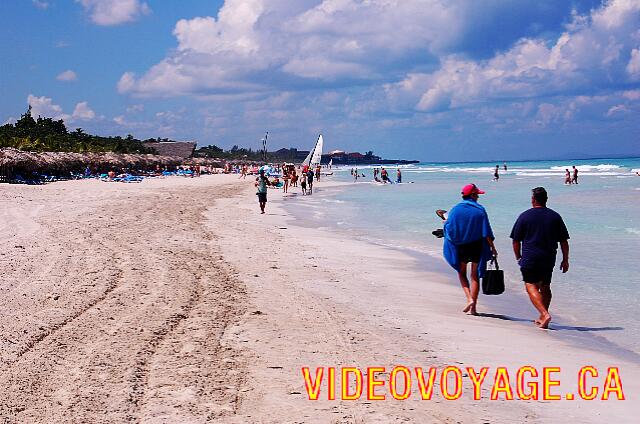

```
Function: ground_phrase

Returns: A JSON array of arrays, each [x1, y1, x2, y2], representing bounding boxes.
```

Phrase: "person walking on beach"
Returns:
[[564, 169, 572, 184], [300, 175, 307, 195], [510, 187, 570, 329], [255, 169, 271, 214], [443, 184, 498, 316], [282, 168, 290, 193], [307, 168, 314, 194], [493, 165, 500, 181], [572, 166, 579, 184]]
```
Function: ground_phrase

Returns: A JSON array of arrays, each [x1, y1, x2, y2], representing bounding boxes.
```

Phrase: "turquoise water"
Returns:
[[287, 158, 640, 355]]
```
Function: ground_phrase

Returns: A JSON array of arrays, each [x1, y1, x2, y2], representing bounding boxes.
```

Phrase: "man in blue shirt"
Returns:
[[443, 184, 498, 316], [255, 169, 271, 214], [510, 187, 570, 329]]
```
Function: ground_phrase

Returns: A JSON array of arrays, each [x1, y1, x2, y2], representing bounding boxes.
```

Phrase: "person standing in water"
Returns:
[[396, 168, 402, 183], [443, 184, 498, 316], [493, 165, 500, 181], [572, 166, 579, 184], [381, 168, 390, 183], [564, 169, 572, 184], [503, 162, 508, 172], [510, 187, 569, 329]]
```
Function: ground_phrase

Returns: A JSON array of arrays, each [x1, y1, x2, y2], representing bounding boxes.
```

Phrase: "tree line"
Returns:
[[0, 106, 158, 154]]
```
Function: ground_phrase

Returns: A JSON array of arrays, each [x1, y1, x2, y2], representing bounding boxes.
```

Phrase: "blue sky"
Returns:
[[1, 0, 639, 161]]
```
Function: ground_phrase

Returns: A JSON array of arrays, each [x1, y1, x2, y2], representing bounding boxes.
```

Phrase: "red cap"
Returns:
[[461, 184, 485, 196]]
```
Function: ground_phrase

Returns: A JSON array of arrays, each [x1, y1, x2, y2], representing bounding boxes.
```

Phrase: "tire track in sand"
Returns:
[[0, 179, 249, 423]]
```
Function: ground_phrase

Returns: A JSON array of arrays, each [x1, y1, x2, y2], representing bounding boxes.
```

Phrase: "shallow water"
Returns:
[[286, 158, 640, 355]]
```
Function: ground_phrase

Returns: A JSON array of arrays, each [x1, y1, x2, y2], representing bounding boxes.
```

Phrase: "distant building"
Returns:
[[321, 149, 415, 165], [143, 141, 196, 158]]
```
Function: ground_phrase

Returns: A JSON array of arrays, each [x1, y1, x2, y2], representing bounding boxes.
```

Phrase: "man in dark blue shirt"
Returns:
[[306, 169, 314, 194], [510, 187, 569, 329]]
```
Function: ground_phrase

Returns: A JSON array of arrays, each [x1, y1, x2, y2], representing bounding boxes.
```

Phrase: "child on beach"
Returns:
[[300, 177, 307, 195]]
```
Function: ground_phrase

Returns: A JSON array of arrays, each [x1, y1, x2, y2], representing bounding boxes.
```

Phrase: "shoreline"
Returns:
[[288, 181, 640, 365], [284, 177, 640, 363], [211, 180, 638, 422]]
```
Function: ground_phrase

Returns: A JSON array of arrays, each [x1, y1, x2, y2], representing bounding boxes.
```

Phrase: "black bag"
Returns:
[[482, 257, 504, 295]]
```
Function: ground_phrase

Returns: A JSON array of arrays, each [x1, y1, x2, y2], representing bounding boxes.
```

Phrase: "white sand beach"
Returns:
[[0, 175, 637, 423]]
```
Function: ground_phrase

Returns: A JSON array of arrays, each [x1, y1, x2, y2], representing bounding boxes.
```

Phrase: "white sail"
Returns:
[[302, 134, 323, 167], [310, 134, 324, 167], [301, 149, 313, 167]]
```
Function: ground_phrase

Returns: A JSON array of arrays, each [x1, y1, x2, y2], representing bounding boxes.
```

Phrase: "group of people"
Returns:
[[493, 162, 508, 181], [443, 184, 569, 329], [254, 164, 320, 214], [564, 166, 579, 184], [373, 167, 402, 184], [350, 168, 365, 181], [279, 164, 321, 194]]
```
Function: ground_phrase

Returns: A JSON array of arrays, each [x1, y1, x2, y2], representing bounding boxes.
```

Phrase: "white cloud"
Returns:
[[116, 0, 528, 95], [606, 104, 629, 116], [27, 95, 97, 122], [56, 70, 77, 81], [623, 89, 640, 100], [28, 94, 70, 121], [76, 0, 150, 26], [72, 102, 96, 120], [32, 0, 49, 10], [387, 0, 640, 112], [627, 48, 640, 79], [126, 104, 144, 113]]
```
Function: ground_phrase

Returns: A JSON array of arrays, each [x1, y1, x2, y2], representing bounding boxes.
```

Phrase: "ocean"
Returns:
[[284, 158, 640, 357]]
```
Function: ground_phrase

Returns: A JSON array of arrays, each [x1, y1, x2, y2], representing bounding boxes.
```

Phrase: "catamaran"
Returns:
[[302, 134, 324, 169]]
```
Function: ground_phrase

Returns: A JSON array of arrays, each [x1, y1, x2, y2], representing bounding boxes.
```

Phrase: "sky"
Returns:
[[1, 0, 639, 161]]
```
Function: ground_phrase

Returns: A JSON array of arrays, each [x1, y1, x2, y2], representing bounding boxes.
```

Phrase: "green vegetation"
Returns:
[[194, 144, 304, 162], [0, 106, 156, 153]]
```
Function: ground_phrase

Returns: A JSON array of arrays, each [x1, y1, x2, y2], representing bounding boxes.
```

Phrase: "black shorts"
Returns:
[[257, 192, 267, 203], [457, 239, 483, 263], [521, 267, 553, 285]]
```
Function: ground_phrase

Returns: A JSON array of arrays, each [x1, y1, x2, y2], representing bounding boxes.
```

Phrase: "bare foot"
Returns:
[[462, 301, 474, 313], [536, 314, 551, 329]]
